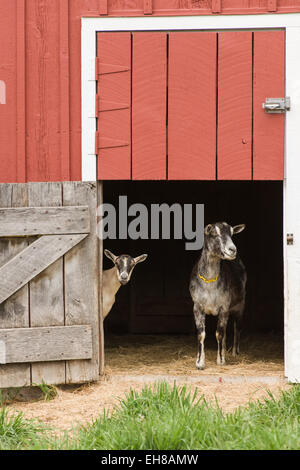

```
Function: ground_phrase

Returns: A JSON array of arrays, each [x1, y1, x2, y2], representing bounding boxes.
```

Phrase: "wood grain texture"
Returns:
[[0, 206, 90, 237], [144, 0, 153, 14], [132, 32, 167, 180], [168, 32, 217, 180], [0, 234, 87, 305], [267, 0, 277, 12], [63, 182, 100, 383], [26, 0, 62, 182], [96, 32, 131, 180], [97, 181, 105, 375], [0, 325, 92, 364], [59, 0, 70, 181], [99, 0, 108, 15], [16, 0, 26, 183], [218, 32, 252, 180], [28, 183, 65, 385], [253, 30, 285, 180], [0, 184, 30, 388], [0, 2, 18, 182]]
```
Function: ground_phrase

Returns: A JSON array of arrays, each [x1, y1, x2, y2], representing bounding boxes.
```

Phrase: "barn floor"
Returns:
[[105, 333, 284, 377], [5, 333, 286, 432]]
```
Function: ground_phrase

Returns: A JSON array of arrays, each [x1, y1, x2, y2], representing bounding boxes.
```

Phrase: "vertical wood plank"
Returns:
[[0, 2, 18, 182], [16, 0, 26, 183], [96, 33, 131, 180], [59, 0, 70, 181], [97, 181, 105, 375], [0, 184, 30, 388], [267, 0, 277, 12], [132, 33, 167, 180], [212, 0, 221, 13], [63, 182, 100, 383], [144, 0, 153, 14], [218, 32, 252, 180], [28, 183, 66, 385], [99, 0, 108, 15], [26, 0, 62, 182], [253, 31, 285, 180], [168, 32, 217, 180]]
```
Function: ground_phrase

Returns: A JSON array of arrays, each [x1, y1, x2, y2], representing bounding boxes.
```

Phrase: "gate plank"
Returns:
[[0, 206, 90, 236], [0, 234, 87, 305], [0, 184, 31, 388], [63, 182, 100, 383], [132, 32, 167, 180], [253, 31, 285, 180], [168, 32, 217, 180], [218, 32, 253, 180], [96, 33, 131, 180], [28, 183, 65, 385], [0, 325, 92, 364], [97, 181, 105, 376]]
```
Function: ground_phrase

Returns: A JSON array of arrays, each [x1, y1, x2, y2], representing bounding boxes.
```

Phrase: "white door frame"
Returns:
[[82, 14, 300, 382]]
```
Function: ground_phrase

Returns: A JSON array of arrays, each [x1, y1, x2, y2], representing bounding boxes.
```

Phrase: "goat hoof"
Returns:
[[217, 358, 226, 366], [196, 361, 205, 370]]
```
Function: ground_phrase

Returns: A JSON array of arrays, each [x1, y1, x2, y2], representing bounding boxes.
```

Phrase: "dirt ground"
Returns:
[[6, 334, 289, 432], [7, 378, 290, 432]]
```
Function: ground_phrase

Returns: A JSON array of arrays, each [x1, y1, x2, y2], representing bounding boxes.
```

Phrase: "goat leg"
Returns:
[[193, 304, 206, 370], [216, 310, 229, 366], [232, 314, 243, 357]]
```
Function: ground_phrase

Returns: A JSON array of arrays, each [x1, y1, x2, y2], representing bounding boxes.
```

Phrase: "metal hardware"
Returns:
[[287, 233, 294, 245], [262, 97, 290, 114]]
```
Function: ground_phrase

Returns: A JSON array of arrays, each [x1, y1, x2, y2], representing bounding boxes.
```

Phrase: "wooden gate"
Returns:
[[0, 182, 102, 388], [95, 30, 285, 181]]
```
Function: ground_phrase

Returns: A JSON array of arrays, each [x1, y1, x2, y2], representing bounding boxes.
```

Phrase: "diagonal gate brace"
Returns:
[[0, 234, 88, 305]]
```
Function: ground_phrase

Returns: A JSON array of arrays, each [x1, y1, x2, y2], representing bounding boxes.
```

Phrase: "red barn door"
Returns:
[[96, 30, 285, 181]]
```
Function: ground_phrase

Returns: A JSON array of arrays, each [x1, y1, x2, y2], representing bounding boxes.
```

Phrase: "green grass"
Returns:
[[1, 382, 300, 450], [35, 380, 58, 402], [0, 408, 46, 450]]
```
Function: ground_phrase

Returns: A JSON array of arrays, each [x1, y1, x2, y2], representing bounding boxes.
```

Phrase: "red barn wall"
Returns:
[[0, 0, 299, 183]]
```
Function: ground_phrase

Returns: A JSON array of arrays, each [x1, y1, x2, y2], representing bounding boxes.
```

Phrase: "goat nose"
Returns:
[[120, 272, 128, 280], [229, 246, 237, 254]]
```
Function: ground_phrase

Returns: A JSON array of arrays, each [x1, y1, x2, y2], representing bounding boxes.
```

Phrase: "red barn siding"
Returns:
[[132, 32, 167, 180], [0, 0, 298, 183], [168, 32, 217, 180], [0, 1, 18, 183], [217, 32, 253, 180]]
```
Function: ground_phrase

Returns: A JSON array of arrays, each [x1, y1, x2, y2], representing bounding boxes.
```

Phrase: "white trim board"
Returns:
[[82, 15, 300, 383]]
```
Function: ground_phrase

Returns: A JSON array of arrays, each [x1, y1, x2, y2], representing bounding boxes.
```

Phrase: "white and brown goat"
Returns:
[[102, 249, 148, 319]]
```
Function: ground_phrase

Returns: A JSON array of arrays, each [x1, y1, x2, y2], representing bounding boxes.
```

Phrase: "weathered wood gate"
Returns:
[[0, 182, 103, 388]]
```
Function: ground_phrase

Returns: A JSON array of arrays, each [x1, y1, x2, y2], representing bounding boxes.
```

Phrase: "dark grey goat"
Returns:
[[189, 222, 246, 370]]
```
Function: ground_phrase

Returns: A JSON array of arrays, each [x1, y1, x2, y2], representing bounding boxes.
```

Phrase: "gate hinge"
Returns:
[[262, 97, 291, 114], [287, 233, 294, 245]]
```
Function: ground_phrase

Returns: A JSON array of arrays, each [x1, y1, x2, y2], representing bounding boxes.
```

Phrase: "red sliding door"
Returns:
[[96, 30, 285, 181]]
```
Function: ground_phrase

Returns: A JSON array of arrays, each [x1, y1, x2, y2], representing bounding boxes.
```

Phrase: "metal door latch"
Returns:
[[287, 233, 294, 245], [262, 97, 291, 114]]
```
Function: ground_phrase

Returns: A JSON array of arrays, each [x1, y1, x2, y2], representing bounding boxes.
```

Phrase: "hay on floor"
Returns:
[[104, 333, 284, 377]]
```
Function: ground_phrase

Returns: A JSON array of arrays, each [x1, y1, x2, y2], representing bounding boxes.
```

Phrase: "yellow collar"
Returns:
[[198, 273, 219, 283]]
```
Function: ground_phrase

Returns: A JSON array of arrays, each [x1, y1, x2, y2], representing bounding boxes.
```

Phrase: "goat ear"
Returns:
[[104, 249, 117, 263], [204, 224, 213, 236], [134, 254, 148, 264], [232, 224, 246, 234]]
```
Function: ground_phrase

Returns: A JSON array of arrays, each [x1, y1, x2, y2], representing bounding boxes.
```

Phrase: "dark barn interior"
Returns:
[[102, 181, 284, 371]]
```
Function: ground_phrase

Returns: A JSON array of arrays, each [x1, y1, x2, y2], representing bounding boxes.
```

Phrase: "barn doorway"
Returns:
[[102, 180, 284, 377]]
